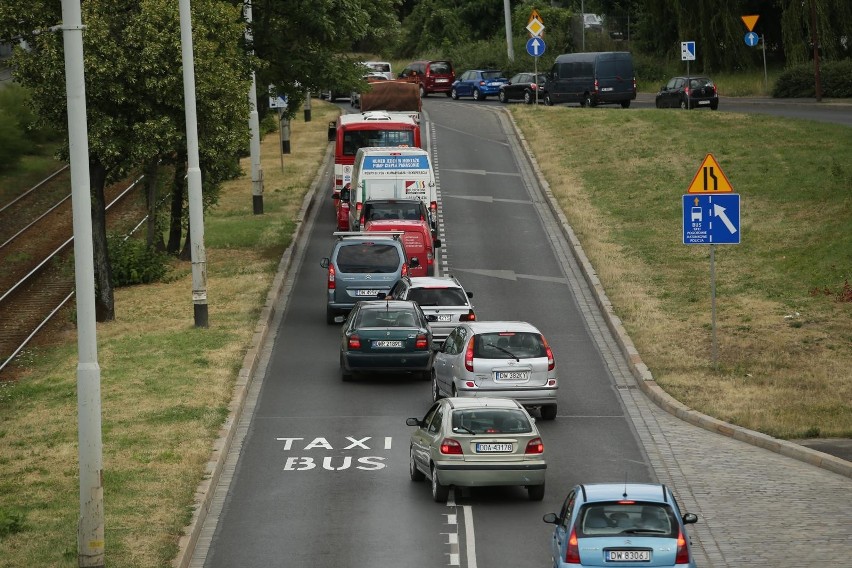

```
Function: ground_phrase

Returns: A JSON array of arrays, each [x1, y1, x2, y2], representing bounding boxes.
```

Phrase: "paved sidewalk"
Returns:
[[506, 110, 852, 566]]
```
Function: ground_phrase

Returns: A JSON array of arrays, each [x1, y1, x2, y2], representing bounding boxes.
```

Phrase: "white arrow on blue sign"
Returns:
[[744, 32, 759, 47], [683, 194, 741, 245], [526, 37, 546, 57], [681, 41, 696, 61]]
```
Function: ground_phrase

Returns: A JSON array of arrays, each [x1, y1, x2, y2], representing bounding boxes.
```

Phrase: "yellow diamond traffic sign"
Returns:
[[526, 17, 545, 38], [687, 153, 734, 194], [741, 15, 759, 32]]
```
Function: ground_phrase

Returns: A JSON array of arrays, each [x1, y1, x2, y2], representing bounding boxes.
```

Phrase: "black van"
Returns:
[[544, 52, 636, 108]]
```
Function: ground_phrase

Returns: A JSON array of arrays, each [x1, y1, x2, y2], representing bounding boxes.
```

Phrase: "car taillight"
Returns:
[[593, 79, 599, 94], [415, 334, 428, 349], [440, 438, 463, 455], [675, 529, 690, 564], [541, 334, 554, 371], [427, 251, 433, 265], [685, 86, 691, 96], [356, 202, 363, 226], [430, 201, 438, 219], [348, 334, 361, 349], [525, 437, 544, 454], [401, 263, 409, 276], [530, 83, 538, 90], [565, 526, 580, 563], [712, 84, 718, 94], [479, 80, 486, 86], [460, 310, 476, 322], [327, 264, 336, 290], [632, 77, 637, 92], [464, 338, 474, 371]]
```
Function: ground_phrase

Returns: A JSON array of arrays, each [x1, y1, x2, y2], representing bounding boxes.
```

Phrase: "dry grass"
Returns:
[[512, 105, 852, 439], [0, 101, 339, 567]]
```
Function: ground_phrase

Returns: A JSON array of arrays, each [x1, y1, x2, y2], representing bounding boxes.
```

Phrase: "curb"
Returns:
[[172, 142, 336, 568], [505, 109, 852, 480]]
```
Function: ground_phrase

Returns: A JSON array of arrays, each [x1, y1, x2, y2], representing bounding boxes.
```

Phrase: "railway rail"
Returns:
[[0, 169, 146, 375]]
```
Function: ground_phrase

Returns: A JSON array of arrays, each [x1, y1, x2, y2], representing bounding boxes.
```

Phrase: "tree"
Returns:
[[1, 0, 252, 320]]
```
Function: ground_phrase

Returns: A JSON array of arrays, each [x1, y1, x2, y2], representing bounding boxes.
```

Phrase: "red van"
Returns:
[[365, 219, 440, 277]]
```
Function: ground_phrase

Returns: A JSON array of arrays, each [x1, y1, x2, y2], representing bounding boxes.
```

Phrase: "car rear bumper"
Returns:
[[343, 351, 432, 372], [453, 386, 557, 406], [435, 461, 546, 487]]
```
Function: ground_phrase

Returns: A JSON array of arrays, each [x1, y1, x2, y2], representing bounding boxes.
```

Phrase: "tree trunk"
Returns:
[[143, 160, 164, 251], [167, 163, 185, 254], [89, 157, 115, 322], [179, 216, 192, 261]]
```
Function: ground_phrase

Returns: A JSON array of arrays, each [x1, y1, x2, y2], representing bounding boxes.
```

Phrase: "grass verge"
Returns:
[[0, 101, 339, 567]]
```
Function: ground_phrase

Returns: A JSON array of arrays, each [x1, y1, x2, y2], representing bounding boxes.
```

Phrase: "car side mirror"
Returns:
[[426, 314, 438, 322], [466, 291, 473, 298], [327, 121, 336, 141], [340, 189, 350, 202], [405, 417, 422, 427], [320, 258, 329, 268], [682, 513, 698, 524], [542, 513, 559, 525], [433, 238, 441, 248]]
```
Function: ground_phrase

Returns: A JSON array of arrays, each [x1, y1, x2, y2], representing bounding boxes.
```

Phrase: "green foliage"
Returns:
[[0, 109, 28, 172], [773, 60, 852, 98], [0, 508, 24, 537], [107, 234, 170, 287], [0, 84, 61, 171]]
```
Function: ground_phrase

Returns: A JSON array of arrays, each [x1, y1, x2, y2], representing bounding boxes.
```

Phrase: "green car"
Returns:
[[339, 299, 433, 381], [407, 397, 547, 502]]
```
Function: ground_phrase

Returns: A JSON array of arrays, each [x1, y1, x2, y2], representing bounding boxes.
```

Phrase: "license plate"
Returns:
[[436, 78, 448, 83], [601, 87, 613, 92], [606, 550, 651, 562], [698, 100, 710, 105], [355, 289, 381, 296], [435, 314, 452, 322], [373, 340, 403, 348], [476, 443, 512, 453], [495, 371, 529, 381]]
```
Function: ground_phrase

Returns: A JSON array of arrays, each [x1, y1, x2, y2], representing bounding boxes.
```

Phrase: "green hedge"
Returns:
[[773, 59, 852, 98], [108, 234, 171, 287]]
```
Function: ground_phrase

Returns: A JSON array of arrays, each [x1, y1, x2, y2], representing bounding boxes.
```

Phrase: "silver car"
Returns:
[[406, 397, 546, 502], [432, 321, 558, 420], [388, 276, 475, 343]]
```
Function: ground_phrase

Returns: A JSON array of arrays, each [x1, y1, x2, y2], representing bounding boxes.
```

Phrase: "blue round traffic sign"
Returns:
[[744, 32, 759, 47], [526, 37, 546, 57]]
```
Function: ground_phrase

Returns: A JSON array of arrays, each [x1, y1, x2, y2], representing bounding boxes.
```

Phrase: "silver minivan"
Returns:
[[320, 232, 416, 324], [431, 321, 558, 419]]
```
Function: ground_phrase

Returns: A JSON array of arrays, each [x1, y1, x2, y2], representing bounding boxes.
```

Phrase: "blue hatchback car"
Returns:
[[543, 483, 699, 567], [451, 70, 509, 101]]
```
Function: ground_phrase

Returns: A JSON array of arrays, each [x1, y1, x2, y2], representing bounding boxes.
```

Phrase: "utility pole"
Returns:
[[245, 1, 264, 214], [179, 0, 209, 327], [810, 0, 822, 101], [59, 1, 105, 566], [503, 0, 514, 62]]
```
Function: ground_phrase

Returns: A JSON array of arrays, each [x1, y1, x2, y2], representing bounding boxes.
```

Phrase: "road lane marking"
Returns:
[[441, 169, 521, 177], [463, 504, 478, 568], [451, 268, 568, 284], [443, 194, 531, 204]]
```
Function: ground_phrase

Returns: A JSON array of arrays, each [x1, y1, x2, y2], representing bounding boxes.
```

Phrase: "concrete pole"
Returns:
[[179, 0, 209, 327], [245, 1, 264, 214], [59, 1, 105, 566], [304, 91, 312, 122], [503, 0, 514, 62]]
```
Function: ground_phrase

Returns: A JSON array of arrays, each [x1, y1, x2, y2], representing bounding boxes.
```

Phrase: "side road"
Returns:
[[174, 108, 851, 567]]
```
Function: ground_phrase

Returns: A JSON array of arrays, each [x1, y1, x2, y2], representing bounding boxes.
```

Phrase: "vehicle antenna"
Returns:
[[623, 472, 628, 499]]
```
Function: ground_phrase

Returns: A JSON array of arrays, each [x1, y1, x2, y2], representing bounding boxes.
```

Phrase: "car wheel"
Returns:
[[583, 93, 594, 108], [540, 404, 557, 420], [655, 98, 662, 109], [419, 85, 427, 98], [680, 98, 689, 110], [498, 90, 508, 103], [431, 371, 442, 402], [523, 90, 533, 105], [710, 102, 719, 110], [445, 91, 452, 97], [544, 94, 553, 106], [431, 464, 449, 503], [472, 89, 483, 101], [340, 354, 353, 382], [451, 88, 459, 100], [410, 447, 425, 481], [528, 483, 545, 501], [621, 100, 631, 109]]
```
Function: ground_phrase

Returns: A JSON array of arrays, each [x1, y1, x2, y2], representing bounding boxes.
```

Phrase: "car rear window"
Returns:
[[689, 78, 714, 88], [597, 58, 634, 79], [357, 308, 418, 328], [474, 332, 546, 359], [578, 503, 677, 537], [365, 203, 424, 221], [429, 61, 452, 74], [408, 287, 468, 306], [481, 71, 504, 80], [343, 130, 416, 156], [451, 409, 532, 434], [336, 243, 401, 273], [366, 63, 391, 73]]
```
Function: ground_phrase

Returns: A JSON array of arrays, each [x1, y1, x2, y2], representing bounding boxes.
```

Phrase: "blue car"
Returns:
[[451, 70, 509, 101], [543, 483, 699, 567]]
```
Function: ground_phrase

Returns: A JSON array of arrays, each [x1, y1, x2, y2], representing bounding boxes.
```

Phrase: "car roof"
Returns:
[[672, 75, 712, 80], [465, 321, 541, 334], [580, 483, 670, 504], [407, 276, 463, 288], [444, 397, 524, 410], [358, 299, 417, 310], [365, 198, 425, 205], [366, 220, 429, 230]]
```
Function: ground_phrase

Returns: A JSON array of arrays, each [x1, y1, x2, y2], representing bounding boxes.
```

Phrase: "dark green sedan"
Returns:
[[340, 300, 434, 381]]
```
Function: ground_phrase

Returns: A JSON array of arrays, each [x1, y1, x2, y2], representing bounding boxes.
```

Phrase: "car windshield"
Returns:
[[366, 63, 390, 73], [451, 409, 532, 434], [408, 287, 468, 306], [357, 309, 417, 328], [336, 243, 401, 273], [365, 203, 424, 221], [473, 332, 546, 359], [481, 71, 504, 80], [579, 503, 677, 537]]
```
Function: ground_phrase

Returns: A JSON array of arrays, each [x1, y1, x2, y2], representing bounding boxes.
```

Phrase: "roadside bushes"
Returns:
[[108, 234, 171, 286], [773, 59, 852, 98], [0, 84, 59, 171]]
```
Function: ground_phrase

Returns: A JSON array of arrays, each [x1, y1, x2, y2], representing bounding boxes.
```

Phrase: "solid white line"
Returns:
[[463, 505, 477, 568]]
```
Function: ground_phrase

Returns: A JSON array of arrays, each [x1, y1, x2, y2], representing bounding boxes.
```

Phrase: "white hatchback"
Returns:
[[432, 321, 558, 420]]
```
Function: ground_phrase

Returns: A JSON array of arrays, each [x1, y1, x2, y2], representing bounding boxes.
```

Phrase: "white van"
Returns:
[[348, 147, 436, 231]]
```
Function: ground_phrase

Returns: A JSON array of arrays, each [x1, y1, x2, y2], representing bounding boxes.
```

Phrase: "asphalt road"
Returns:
[[189, 96, 851, 567]]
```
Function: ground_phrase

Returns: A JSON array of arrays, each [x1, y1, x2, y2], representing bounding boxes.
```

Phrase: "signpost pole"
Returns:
[[761, 35, 768, 93], [710, 244, 718, 370]]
